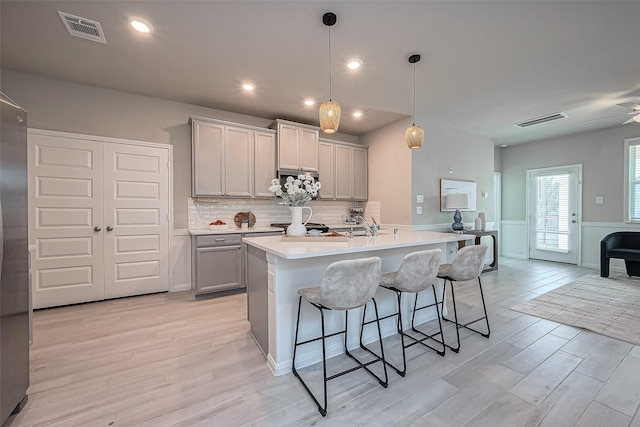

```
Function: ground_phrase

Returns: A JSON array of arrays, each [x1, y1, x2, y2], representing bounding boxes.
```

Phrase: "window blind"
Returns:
[[630, 143, 640, 221]]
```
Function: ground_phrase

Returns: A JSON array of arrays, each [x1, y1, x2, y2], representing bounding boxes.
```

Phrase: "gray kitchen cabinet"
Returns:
[[273, 119, 319, 172], [321, 138, 369, 201], [191, 234, 243, 296], [254, 130, 277, 197], [318, 141, 335, 199], [190, 116, 276, 198]]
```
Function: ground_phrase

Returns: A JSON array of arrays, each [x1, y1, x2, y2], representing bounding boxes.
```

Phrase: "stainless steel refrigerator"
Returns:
[[0, 91, 29, 425]]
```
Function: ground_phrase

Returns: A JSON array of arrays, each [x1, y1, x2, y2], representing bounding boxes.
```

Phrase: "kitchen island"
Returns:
[[243, 229, 472, 376]]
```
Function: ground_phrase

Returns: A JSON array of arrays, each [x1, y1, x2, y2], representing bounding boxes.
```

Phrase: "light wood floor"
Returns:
[[7, 258, 640, 426]]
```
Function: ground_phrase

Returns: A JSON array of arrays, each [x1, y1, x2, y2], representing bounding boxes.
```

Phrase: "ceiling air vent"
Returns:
[[513, 112, 569, 128], [58, 11, 107, 44]]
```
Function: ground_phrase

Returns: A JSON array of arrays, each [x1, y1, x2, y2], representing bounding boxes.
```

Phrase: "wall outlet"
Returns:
[[596, 196, 604, 205], [416, 206, 423, 215], [416, 194, 424, 203]]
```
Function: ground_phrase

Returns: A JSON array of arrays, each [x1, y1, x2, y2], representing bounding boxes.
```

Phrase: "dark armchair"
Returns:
[[601, 232, 640, 277]]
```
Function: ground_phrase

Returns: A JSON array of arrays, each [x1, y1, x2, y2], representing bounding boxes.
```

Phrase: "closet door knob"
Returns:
[[106, 226, 113, 231], [94, 226, 101, 232]]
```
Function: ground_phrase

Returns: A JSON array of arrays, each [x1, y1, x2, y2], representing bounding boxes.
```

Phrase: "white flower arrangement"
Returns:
[[269, 175, 321, 207]]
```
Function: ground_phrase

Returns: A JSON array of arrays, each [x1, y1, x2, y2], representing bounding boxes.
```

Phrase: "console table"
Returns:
[[457, 230, 498, 272]]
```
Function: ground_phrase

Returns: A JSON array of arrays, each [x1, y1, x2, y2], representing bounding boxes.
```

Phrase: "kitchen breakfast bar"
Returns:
[[243, 230, 471, 376]]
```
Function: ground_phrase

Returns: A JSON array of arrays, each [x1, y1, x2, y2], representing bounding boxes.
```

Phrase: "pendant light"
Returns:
[[405, 54, 424, 149], [319, 12, 341, 134]]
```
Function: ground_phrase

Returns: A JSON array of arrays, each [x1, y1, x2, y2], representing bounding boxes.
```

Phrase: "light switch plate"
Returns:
[[596, 196, 604, 205], [416, 194, 424, 203], [416, 206, 423, 215]]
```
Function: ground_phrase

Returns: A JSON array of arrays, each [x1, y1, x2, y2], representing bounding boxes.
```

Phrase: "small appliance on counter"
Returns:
[[345, 207, 364, 225], [270, 222, 330, 233]]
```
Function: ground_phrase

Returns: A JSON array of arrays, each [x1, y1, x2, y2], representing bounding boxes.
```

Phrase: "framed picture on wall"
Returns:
[[440, 179, 477, 211]]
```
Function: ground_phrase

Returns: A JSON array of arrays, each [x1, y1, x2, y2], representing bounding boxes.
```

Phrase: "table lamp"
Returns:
[[446, 193, 469, 232]]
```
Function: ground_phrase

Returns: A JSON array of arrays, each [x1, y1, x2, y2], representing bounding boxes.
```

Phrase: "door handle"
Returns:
[[106, 226, 113, 231], [94, 226, 101, 232], [571, 220, 577, 223]]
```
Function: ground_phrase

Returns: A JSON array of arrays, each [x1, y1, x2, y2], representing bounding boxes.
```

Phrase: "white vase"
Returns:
[[475, 217, 482, 231], [478, 212, 486, 231], [287, 206, 312, 237]]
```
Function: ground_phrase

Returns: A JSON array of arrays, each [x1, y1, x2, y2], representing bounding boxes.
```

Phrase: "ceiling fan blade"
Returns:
[[623, 117, 636, 124], [618, 102, 640, 109]]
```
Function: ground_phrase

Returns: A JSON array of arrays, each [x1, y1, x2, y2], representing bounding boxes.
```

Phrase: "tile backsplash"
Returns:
[[188, 198, 381, 229]]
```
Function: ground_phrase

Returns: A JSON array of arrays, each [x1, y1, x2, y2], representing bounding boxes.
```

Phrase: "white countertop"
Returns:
[[189, 226, 283, 236], [243, 229, 472, 260]]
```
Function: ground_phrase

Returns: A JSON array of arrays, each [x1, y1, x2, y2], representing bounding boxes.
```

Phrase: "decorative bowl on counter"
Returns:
[[208, 220, 227, 230], [208, 224, 227, 230]]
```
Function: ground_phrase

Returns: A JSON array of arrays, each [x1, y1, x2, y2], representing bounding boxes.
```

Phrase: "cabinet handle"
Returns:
[[94, 226, 101, 232], [215, 238, 225, 242], [106, 226, 113, 231]]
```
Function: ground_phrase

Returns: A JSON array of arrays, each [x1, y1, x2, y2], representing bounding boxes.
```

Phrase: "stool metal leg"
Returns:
[[293, 298, 389, 417], [440, 276, 491, 353], [408, 286, 446, 356], [361, 292, 406, 376]]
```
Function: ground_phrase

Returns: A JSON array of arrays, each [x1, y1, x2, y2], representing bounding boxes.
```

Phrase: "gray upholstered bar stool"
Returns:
[[291, 256, 388, 417], [365, 248, 444, 376], [437, 244, 490, 353]]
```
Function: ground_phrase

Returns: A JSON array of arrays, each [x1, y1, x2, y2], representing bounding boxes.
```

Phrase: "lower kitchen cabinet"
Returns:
[[191, 234, 243, 296]]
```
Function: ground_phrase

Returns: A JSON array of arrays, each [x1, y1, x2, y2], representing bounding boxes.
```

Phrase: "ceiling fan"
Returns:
[[617, 102, 640, 124]]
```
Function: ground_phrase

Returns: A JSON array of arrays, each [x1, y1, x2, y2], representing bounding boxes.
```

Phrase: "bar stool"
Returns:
[[363, 249, 444, 377], [291, 256, 387, 417], [437, 244, 490, 353]]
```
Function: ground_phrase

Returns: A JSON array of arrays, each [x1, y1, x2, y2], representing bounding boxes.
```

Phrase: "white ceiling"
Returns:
[[2, 1, 640, 145]]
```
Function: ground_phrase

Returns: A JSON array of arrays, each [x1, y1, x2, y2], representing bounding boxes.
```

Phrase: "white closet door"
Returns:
[[29, 134, 105, 308], [103, 143, 169, 298]]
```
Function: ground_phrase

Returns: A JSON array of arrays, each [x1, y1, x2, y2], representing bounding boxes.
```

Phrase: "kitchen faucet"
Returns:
[[356, 216, 378, 237]]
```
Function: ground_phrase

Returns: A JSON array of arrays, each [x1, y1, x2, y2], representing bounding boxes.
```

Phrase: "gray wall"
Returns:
[[411, 122, 495, 226], [2, 70, 358, 229], [501, 124, 640, 222]]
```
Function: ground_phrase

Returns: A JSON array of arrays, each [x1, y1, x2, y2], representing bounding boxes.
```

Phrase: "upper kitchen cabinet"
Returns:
[[190, 116, 275, 198], [254, 130, 277, 197], [272, 119, 319, 172], [318, 141, 335, 199], [331, 140, 368, 201]]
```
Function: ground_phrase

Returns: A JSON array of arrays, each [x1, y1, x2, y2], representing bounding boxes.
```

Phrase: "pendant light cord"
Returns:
[[328, 26, 333, 101], [412, 62, 416, 126]]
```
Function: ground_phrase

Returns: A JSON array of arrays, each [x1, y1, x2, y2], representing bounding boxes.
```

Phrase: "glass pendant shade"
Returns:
[[319, 100, 341, 134], [405, 125, 424, 149]]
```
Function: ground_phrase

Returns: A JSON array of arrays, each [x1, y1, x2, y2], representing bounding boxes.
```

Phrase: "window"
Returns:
[[625, 137, 640, 222], [534, 174, 569, 251]]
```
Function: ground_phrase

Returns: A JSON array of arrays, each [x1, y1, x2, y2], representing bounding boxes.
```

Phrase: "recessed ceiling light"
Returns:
[[129, 17, 153, 33], [304, 99, 315, 106], [242, 83, 255, 91], [346, 59, 362, 70], [500, 144, 508, 148], [353, 111, 363, 118]]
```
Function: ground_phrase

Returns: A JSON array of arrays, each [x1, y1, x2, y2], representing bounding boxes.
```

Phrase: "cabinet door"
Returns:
[[192, 121, 224, 196], [353, 147, 368, 201], [195, 245, 242, 294], [254, 131, 276, 197], [277, 123, 300, 170], [318, 142, 335, 199], [225, 127, 253, 197], [299, 128, 319, 171], [335, 145, 353, 200]]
